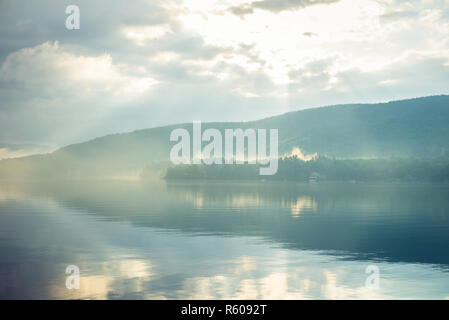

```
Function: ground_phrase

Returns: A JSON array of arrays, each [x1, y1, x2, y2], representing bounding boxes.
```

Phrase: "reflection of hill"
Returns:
[[3, 180, 449, 266]]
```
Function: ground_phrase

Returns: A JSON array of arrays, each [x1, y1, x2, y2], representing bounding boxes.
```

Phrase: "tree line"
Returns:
[[164, 156, 449, 182]]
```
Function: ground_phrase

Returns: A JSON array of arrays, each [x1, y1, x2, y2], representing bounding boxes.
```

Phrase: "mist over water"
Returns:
[[1, 180, 448, 299]]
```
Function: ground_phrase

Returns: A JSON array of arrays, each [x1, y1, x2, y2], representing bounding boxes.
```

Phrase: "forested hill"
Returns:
[[0, 95, 448, 178], [258, 95, 449, 158]]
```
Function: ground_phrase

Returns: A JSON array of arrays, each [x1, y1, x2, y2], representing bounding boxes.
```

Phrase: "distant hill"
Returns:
[[1, 95, 448, 179]]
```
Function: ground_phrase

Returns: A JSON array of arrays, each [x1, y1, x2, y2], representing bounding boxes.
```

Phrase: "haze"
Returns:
[[0, 0, 448, 157]]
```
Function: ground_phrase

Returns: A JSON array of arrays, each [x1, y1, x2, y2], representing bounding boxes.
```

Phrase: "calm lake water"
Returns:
[[0, 180, 449, 299]]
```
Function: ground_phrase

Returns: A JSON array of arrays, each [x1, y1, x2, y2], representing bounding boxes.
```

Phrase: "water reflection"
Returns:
[[0, 180, 449, 299], [282, 196, 317, 217]]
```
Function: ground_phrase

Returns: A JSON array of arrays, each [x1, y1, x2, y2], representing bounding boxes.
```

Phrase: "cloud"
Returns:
[[0, 41, 157, 96], [229, 0, 340, 17], [379, 10, 418, 23], [303, 31, 318, 37], [253, 0, 340, 12], [0, 0, 173, 59], [229, 5, 254, 18], [284, 50, 449, 107]]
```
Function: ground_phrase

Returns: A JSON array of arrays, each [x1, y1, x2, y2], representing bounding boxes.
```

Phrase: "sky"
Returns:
[[0, 0, 448, 158]]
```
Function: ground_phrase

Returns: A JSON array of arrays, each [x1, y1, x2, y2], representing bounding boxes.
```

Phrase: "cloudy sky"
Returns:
[[0, 0, 448, 158]]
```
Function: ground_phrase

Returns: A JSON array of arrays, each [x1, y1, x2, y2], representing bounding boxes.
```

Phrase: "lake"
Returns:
[[0, 180, 449, 299]]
